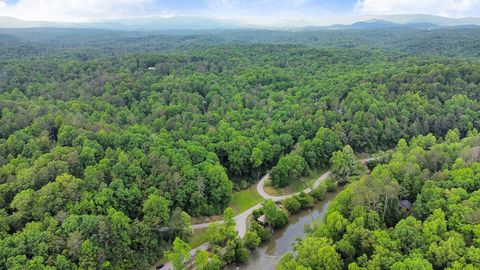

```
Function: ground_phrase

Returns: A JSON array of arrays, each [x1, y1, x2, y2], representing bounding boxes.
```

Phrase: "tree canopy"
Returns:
[[1, 27, 480, 269], [278, 130, 480, 270]]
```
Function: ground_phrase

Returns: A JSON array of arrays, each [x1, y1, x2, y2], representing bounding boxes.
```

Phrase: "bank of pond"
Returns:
[[225, 187, 342, 270]]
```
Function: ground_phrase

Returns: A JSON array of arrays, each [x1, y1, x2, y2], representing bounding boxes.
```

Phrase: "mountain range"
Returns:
[[1, 14, 480, 31]]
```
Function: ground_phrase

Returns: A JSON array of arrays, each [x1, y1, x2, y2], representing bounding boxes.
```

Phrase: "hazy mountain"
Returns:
[[327, 19, 399, 29], [0, 14, 479, 31], [0, 16, 65, 28], [107, 16, 248, 30], [321, 19, 447, 30], [0, 16, 247, 30], [376, 14, 480, 26]]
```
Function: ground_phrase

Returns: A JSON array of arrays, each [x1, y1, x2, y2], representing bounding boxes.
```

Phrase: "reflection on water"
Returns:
[[225, 188, 342, 270]]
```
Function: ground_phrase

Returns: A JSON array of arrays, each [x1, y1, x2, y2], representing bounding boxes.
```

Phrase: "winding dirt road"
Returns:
[[191, 168, 332, 236], [160, 158, 375, 269]]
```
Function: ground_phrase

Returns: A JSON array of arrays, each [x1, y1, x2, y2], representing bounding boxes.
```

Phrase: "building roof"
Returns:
[[399, 199, 412, 210], [257, 214, 266, 224]]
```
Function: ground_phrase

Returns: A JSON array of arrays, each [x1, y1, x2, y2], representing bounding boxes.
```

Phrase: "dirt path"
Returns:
[[193, 157, 375, 237]]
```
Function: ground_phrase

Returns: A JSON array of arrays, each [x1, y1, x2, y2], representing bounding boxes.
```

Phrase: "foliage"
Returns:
[[3, 27, 480, 60], [281, 192, 315, 214], [310, 183, 327, 201], [330, 145, 366, 184], [271, 154, 309, 188], [204, 207, 253, 266], [278, 236, 343, 270], [278, 131, 480, 269], [1, 27, 480, 268], [194, 250, 222, 270], [251, 221, 271, 242], [283, 197, 301, 214], [243, 230, 261, 250], [296, 192, 315, 209], [264, 200, 289, 228], [325, 178, 337, 192], [166, 237, 191, 270]]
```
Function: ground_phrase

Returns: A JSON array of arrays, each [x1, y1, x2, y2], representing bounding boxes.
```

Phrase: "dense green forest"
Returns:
[[0, 27, 479, 269], [278, 130, 480, 270], [2, 27, 480, 60]]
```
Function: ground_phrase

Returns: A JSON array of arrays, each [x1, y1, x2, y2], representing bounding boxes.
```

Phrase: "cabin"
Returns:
[[148, 66, 156, 71], [399, 199, 412, 211], [257, 214, 266, 225]]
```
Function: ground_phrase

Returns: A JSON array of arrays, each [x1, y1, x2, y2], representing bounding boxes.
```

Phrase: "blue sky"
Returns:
[[0, 0, 479, 22]]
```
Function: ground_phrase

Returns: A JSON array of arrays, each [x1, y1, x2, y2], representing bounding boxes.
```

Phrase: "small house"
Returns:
[[257, 214, 266, 225], [148, 66, 156, 71]]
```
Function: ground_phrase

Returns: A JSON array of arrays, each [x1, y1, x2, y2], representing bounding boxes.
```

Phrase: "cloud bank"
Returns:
[[1, 0, 480, 22], [205, 0, 334, 22], [355, 0, 480, 17], [0, 0, 340, 23], [0, 0, 171, 21]]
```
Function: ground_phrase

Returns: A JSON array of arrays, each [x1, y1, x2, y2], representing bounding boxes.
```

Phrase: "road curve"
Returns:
[[256, 171, 332, 202], [160, 169, 333, 270], [192, 166, 336, 238], [194, 158, 375, 237]]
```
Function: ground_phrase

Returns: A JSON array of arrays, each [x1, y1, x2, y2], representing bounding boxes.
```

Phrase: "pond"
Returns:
[[225, 188, 342, 270]]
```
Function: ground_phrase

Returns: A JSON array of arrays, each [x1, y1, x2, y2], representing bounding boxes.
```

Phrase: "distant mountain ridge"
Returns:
[[377, 14, 480, 26], [320, 19, 454, 30], [1, 14, 480, 31], [0, 16, 248, 30]]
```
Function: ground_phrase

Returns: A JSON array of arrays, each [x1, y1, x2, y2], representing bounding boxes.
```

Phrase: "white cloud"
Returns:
[[205, 0, 326, 22], [355, 0, 480, 17], [4, 0, 478, 24], [207, 0, 308, 12], [0, 0, 171, 22]]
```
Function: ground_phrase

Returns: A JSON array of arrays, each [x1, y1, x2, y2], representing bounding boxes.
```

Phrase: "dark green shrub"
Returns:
[[283, 197, 301, 214], [311, 184, 327, 201], [296, 192, 314, 209], [325, 178, 337, 192], [251, 221, 270, 241], [243, 230, 261, 250]]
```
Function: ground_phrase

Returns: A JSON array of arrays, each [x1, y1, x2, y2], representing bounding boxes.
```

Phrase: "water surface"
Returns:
[[225, 188, 341, 270]]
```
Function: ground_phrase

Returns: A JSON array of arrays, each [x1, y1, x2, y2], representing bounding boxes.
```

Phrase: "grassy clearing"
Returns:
[[191, 185, 263, 224], [265, 168, 327, 196], [189, 227, 210, 248], [228, 185, 263, 215]]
